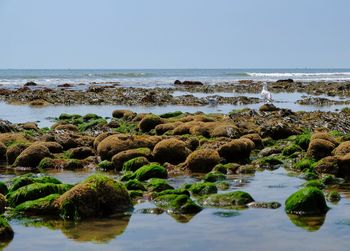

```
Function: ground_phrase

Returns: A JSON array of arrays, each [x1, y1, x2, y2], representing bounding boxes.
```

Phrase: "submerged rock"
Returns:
[[247, 201, 281, 209], [285, 187, 329, 215], [0, 217, 14, 242], [154, 194, 202, 214], [202, 191, 254, 208], [55, 174, 133, 220], [133, 163, 168, 181], [188, 182, 217, 196]]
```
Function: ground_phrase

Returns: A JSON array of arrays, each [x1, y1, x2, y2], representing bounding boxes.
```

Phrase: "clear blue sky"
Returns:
[[1, 0, 349, 69]]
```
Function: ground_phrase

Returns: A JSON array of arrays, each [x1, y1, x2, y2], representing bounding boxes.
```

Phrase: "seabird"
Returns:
[[261, 82, 272, 103]]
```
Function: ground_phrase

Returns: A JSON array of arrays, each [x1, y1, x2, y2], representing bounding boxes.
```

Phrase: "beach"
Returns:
[[0, 70, 350, 250]]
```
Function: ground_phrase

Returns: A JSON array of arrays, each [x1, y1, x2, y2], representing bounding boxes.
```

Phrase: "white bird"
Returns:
[[261, 82, 272, 103]]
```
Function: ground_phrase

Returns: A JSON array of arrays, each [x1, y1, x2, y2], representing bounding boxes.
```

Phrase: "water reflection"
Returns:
[[287, 214, 326, 232], [19, 215, 131, 243]]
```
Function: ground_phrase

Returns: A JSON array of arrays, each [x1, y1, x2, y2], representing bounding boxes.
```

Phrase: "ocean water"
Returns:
[[1, 69, 350, 88]]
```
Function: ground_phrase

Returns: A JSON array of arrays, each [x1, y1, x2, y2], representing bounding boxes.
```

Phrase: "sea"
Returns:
[[1, 69, 350, 88]]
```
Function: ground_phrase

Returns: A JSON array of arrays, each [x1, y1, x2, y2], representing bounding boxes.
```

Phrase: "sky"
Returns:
[[0, 0, 349, 69]]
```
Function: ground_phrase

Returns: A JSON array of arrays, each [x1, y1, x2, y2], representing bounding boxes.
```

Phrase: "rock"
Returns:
[[0, 194, 6, 214], [55, 124, 79, 132], [256, 156, 283, 169], [241, 133, 263, 148], [204, 171, 226, 182], [285, 187, 329, 215], [7, 173, 62, 192], [13, 144, 53, 168], [185, 149, 221, 173], [21, 122, 39, 131], [57, 83, 73, 88], [68, 146, 94, 159], [154, 194, 202, 214], [36, 142, 64, 153], [0, 142, 6, 162], [293, 158, 315, 171], [333, 141, 350, 156], [29, 99, 50, 106], [7, 182, 71, 207], [14, 194, 60, 215], [6, 143, 30, 165], [125, 179, 146, 191], [152, 138, 191, 165], [93, 132, 114, 149], [258, 147, 281, 157], [146, 178, 174, 192], [122, 157, 150, 172], [295, 132, 311, 150], [282, 144, 303, 156], [276, 79, 294, 83], [55, 174, 133, 220], [311, 132, 338, 146], [337, 153, 350, 177], [138, 114, 162, 132], [0, 120, 16, 133], [97, 160, 114, 170], [247, 201, 281, 209], [0, 217, 14, 242], [326, 191, 341, 202], [133, 163, 168, 181], [112, 110, 137, 120], [24, 81, 37, 86], [188, 182, 217, 196], [218, 138, 254, 163], [111, 148, 151, 170], [303, 180, 325, 190], [174, 80, 204, 86], [159, 111, 183, 118], [0, 182, 8, 195], [97, 134, 160, 160], [0, 133, 30, 146], [259, 103, 279, 112], [314, 156, 339, 175], [307, 139, 335, 160], [155, 122, 183, 135], [202, 191, 254, 208], [260, 122, 299, 140]]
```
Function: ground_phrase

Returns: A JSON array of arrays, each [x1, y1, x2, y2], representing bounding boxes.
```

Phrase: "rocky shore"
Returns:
[[0, 104, 349, 243], [0, 80, 350, 106]]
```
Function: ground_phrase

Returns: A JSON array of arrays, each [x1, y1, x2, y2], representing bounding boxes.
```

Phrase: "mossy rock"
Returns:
[[125, 179, 146, 191], [293, 158, 315, 171], [112, 148, 151, 171], [97, 160, 114, 170], [152, 138, 191, 165], [216, 181, 230, 190], [122, 157, 150, 172], [8, 173, 62, 192], [257, 156, 283, 168], [129, 190, 144, 200], [6, 143, 30, 165], [133, 163, 168, 181], [204, 171, 226, 182], [314, 156, 339, 175], [67, 147, 94, 159], [326, 191, 341, 202], [153, 188, 190, 198], [82, 113, 101, 121], [0, 142, 6, 162], [13, 143, 52, 168], [0, 194, 6, 214], [307, 139, 335, 161], [202, 191, 254, 208], [55, 174, 133, 220], [188, 182, 217, 196], [138, 114, 162, 132], [303, 180, 325, 190], [285, 187, 329, 215], [38, 157, 65, 169], [185, 149, 221, 173], [154, 194, 202, 214], [160, 111, 183, 118], [14, 194, 60, 215], [0, 217, 14, 242], [146, 178, 173, 192], [282, 144, 303, 156], [7, 182, 71, 207], [218, 138, 254, 163], [64, 159, 84, 170], [58, 113, 82, 120], [78, 118, 107, 132], [295, 132, 311, 150], [0, 182, 8, 196]]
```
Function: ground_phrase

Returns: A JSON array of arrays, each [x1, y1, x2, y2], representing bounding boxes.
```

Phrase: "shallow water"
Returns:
[[2, 168, 350, 251]]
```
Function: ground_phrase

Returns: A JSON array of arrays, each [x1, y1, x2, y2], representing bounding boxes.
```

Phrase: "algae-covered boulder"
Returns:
[[311, 132, 338, 146], [152, 138, 191, 165], [138, 114, 162, 132], [67, 146, 94, 159], [133, 163, 168, 181], [6, 143, 29, 165], [0, 182, 8, 195], [97, 134, 160, 160], [282, 144, 303, 156], [314, 156, 339, 175], [0, 217, 14, 242], [204, 171, 226, 182], [326, 191, 341, 202], [202, 191, 254, 208], [307, 139, 335, 160], [185, 149, 221, 173], [241, 133, 263, 148], [35, 142, 63, 153], [112, 148, 151, 170], [8, 173, 62, 192], [260, 122, 299, 140], [0, 194, 6, 214], [337, 153, 350, 177], [188, 182, 217, 196], [125, 179, 146, 191], [146, 178, 174, 192], [0, 142, 6, 162], [122, 156, 150, 172], [7, 183, 71, 207], [55, 174, 133, 220], [155, 122, 182, 135], [97, 160, 114, 170], [14, 194, 60, 215], [285, 187, 329, 215], [333, 141, 350, 156], [112, 109, 136, 120], [13, 144, 52, 167], [154, 194, 202, 214], [218, 138, 254, 163]]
